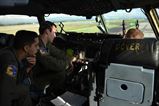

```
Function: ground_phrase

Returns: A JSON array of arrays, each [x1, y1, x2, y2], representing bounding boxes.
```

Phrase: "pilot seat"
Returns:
[[0, 33, 14, 48], [95, 38, 159, 106]]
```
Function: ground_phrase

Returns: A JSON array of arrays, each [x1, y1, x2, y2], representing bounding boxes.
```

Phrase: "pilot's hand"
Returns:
[[26, 56, 36, 73], [66, 56, 84, 72], [27, 56, 36, 65], [66, 56, 77, 73]]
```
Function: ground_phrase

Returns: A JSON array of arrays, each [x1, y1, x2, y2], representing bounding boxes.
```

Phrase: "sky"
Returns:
[[104, 8, 146, 19], [0, 8, 157, 25]]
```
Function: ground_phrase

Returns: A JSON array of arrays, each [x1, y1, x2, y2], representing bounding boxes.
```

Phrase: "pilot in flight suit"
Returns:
[[30, 21, 69, 103], [31, 39, 68, 95], [0, 47, 32, 106], [0, 30, 39, 106]]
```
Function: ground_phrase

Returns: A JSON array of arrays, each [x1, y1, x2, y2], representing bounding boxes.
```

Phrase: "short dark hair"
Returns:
[[39, 21, 56, 35], [13, 30, 38, 50]]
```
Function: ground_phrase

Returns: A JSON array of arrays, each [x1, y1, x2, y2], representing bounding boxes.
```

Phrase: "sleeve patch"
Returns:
[[6, 65, 17, 77]]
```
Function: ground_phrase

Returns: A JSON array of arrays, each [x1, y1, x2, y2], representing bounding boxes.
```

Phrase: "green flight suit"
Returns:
[[0, 47, 32, 106], [31, 40, 69, 96]]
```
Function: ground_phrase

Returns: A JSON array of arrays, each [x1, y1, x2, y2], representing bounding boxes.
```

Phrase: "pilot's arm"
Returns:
[[37, 45, 69, 72], [48, 44, 68, 60]]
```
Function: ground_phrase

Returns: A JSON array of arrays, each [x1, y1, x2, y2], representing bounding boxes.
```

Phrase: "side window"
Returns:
[[0, 15, 39, 35]]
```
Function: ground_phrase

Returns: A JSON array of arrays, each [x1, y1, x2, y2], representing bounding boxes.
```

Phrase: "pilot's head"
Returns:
[[124, 28, 144, 39], [39, 21, 57, 43], [14, 30, 39, 57]]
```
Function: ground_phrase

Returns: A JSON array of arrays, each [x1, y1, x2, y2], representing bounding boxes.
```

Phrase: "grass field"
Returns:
[[0, 21, 99, 34], [58, 21, 99, 33], [0, 24, 39, 35], [0, 19, 151, 35]]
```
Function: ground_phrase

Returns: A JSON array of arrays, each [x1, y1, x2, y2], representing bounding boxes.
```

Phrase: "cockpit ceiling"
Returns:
[[0, 0, 158, 16]]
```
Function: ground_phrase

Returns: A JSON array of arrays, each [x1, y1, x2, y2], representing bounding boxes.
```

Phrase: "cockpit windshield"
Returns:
[[104, 8, 156, 38], [0, 8, 158, 38]]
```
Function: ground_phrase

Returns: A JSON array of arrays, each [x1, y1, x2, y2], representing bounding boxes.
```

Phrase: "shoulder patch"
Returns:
[[6, 65, 17, 77]]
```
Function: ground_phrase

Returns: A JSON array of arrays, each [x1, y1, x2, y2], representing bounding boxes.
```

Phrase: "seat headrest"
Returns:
[[99, 38, 159, 69], [0, 33, 14, 48]]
